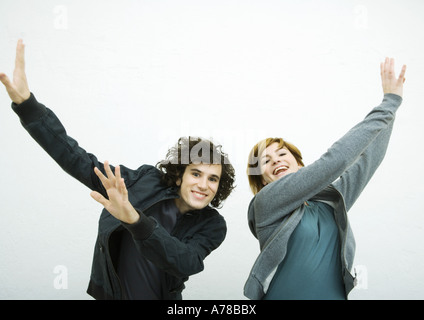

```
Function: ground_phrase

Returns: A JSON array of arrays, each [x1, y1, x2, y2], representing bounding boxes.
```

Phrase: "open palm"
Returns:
[[0, 39, 31, 104], [90, 161, 140, 224]]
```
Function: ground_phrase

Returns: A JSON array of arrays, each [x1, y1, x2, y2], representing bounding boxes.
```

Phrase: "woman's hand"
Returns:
[[381, 57, 406, 98], [0, 39, 31, 104], [90, 161, 140, 224]]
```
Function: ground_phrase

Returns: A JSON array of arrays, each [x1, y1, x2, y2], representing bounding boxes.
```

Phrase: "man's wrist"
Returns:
[[125, 208, 141, 224]]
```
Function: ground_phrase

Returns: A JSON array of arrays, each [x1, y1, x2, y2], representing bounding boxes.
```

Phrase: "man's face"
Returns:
[[175, 163, 222, 213]]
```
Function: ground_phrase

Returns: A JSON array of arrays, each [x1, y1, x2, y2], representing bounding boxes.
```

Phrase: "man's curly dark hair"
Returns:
[[156, 137, 236, 208]]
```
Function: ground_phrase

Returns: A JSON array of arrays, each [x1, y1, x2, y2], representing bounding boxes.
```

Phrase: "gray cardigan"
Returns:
[[244, 94, 403, 300]]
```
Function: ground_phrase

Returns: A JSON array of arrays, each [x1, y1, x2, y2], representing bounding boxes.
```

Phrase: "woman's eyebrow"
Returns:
[[261, 148, 285, 159]]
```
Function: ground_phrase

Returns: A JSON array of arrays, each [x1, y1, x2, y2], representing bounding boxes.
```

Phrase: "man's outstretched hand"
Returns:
[[90, 161, 140, 225], [0, 39, 31, 104]]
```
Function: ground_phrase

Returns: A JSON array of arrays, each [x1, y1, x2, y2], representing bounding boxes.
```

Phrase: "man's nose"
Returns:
[[198, 177, 208, 190]]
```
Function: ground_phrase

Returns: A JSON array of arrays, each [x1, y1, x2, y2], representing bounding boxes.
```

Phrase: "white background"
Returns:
[[0, 0, 423, 300]]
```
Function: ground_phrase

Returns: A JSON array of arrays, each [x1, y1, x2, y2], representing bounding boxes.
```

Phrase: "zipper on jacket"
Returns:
[[104, 227, 127, 300], [105, 194, 180, 299], [109, 251, 127, 300], [329, 186, 357, 288]]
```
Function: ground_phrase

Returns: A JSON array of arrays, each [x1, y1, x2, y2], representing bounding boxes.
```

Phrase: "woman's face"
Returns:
[[260, 142, 302, 186]]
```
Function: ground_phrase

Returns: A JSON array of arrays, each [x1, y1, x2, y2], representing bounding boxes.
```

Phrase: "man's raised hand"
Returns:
[[0, 39, 31, 105]]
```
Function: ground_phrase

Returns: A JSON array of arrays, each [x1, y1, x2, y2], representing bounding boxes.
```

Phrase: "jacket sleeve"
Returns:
[[253, 94, 402, 230], [11, 93, 125, 197], [123, 211, 227, 278]]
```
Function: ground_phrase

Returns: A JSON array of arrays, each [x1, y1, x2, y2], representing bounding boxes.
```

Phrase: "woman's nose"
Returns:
[[271, 157, 281, 165]]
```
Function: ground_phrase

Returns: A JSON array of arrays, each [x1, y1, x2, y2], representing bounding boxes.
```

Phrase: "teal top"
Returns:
[[264, 201, 346, 300]]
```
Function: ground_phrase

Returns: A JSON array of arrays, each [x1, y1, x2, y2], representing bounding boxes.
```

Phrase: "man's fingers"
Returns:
[[119, 178, 128, 196], [0, 73, 11, 88], [115, 165, 121, 181], [95, 161, 120, 189], [0, 73, 21, 102], [15, 39, 25, 72], [90, 191, 109, 207], [115, 165, 125, 188], [94, 163, 126, 195], [94, 166, 110, 188], [114, 165, 128, 196], [104, 161, 115, 180]]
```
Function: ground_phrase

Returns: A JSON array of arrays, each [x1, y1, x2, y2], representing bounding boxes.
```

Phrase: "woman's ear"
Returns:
[[176, 178, 182, 187], [261, 177, 267, 186]]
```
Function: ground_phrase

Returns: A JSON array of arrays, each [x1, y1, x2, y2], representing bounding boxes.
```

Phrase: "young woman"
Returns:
[[244, 58, 406, 300]]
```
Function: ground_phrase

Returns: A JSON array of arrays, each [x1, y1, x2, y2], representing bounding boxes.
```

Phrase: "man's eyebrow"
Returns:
[[210, 174, 221, 180], [190, 168, 221, 180]]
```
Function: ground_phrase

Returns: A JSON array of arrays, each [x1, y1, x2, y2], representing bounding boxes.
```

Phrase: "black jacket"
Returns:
[[12, 93, 227, 300]]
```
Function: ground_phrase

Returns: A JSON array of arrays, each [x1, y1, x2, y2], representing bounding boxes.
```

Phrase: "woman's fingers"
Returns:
[[380, 57, 406, 97], [382, 57, 392, 79], [398, 64, 407, 84], [389, 57, 394, 75]]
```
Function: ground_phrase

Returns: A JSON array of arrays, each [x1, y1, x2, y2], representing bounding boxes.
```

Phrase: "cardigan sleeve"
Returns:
[[253, 94, 402, 231], [332, 94, 402, 212]]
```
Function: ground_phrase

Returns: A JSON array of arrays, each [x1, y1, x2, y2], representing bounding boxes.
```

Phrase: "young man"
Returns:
[[0, 40, 236, 300]]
